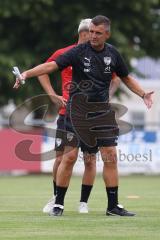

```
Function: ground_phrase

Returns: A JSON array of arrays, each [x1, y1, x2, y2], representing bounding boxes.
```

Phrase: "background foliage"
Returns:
[[0, 0, 160, 105]]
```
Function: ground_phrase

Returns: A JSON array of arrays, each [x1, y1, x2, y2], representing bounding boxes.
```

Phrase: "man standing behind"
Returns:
[[39, 19, 95, 214]]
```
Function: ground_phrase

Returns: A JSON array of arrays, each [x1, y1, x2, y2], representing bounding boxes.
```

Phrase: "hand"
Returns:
[[143, 91, 154, 109], [13, 72, 27, 89], [50, 95, 67, 108]]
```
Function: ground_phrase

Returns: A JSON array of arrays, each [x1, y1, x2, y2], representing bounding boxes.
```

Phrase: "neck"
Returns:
[[78, 37, 85, 44], [92, 43, 105, 51]]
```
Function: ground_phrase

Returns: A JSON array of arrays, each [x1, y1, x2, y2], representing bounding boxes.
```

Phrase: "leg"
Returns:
[[100, 146, 118, 188], [100, 146, 135, 216], [50, 146, 79, 216], [42, 150, 63, 213], [82, 153, 96, 186], [52, 150, 64, 195], [100, 146, 118, 211], [43, 114, 65, 213], [56, 146, 79, 187], [79, 152, 96, 213]]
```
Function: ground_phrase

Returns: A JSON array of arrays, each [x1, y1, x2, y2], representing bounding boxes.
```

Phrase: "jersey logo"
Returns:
[[84, 57, 91, 63], [83, 57, 91, 72], [67, 132, 74, 142], [55, 138, 62, 147], [104, 56, 111, 65], [84, 68, 90, 72], [104, 56, 111, 73]]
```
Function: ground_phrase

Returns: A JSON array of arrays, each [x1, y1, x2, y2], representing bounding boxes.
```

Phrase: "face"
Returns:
[[79, 30, 90, 43], [89, 23, 110, 50]]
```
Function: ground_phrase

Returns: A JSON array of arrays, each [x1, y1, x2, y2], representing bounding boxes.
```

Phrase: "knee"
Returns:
[[83, 153, 96, 169], [55, 156, 62, 166], [63, 152, 77, 167], [103, 160, 117, 169], [102, 151, 117, 168], [103, 160, 117, 170]]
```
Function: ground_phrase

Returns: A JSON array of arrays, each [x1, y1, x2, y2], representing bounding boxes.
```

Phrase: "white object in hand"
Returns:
[[12, 66, 25, 85]]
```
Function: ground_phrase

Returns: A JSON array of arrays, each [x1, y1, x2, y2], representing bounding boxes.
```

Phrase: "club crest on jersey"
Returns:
[[83, 57, 91, 70], [104, 57, 111, 65], [84, 57, 91, 63], [55, 138, 62, 147], [67, 132, 74, 142]]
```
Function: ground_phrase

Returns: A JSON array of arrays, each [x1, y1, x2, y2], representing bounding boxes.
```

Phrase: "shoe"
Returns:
[[106, 204, 135, 216], [78, 202, 89, 213], [49, 204, 64, 216], [42, 195, 55, 213]]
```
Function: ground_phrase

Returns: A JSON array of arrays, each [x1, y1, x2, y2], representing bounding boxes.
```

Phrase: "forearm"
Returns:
[[24, 62, 58, 79], [38, 74, 56, 96], [38, 74, 66, 107], [109, 76, 121, 98], [121, 75, 145, 98]]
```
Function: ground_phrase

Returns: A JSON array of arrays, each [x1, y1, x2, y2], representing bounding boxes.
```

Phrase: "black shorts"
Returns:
[[64, 108, 119, 154], [55, 114, 98, 153], [54, 114, 66, 151]]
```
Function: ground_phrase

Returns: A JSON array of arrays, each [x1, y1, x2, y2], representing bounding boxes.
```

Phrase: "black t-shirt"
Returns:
[[56, 41, 129, 102]]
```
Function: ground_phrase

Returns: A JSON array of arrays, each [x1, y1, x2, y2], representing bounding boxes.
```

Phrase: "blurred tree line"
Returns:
[[0, 0, 160, 106]]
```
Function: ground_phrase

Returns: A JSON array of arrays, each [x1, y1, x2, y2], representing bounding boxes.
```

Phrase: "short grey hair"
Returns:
[[78, 18, 92, 33]]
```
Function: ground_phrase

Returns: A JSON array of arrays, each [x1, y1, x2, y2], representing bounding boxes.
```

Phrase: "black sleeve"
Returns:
[[114, 49, 129, 77], [55, 46, 78, 71]]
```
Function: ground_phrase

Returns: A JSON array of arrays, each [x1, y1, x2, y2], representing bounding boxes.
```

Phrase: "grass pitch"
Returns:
[[0, 175, 160, 240]]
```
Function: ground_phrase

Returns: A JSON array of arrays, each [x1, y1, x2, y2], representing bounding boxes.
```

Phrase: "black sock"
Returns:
[[53, 180, 56, 196], [106, 186, 118, 210], [55, 186, 68, 206], [80, 184, 93, 203]]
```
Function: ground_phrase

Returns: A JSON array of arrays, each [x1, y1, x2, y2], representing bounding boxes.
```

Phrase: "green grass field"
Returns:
[[0, 175, 160, 240]]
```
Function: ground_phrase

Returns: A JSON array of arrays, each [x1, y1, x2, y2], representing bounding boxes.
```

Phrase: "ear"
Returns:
[[105, 31, 111, 40]]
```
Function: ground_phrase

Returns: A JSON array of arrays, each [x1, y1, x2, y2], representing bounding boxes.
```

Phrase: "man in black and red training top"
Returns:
[[38, 18, 120, 214], [14, 15, 153, 217]]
